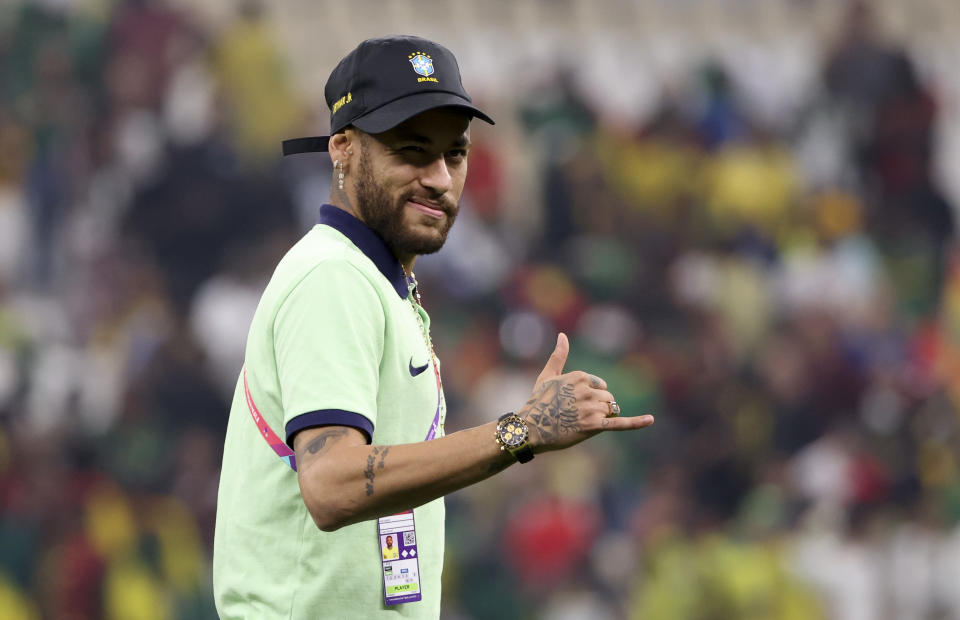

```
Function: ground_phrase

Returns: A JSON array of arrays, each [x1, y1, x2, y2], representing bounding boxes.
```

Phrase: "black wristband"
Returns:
[[513, 443, 534, 464]]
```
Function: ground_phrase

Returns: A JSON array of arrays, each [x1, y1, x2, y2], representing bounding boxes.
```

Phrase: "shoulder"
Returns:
[[272, 227, 392, 306]]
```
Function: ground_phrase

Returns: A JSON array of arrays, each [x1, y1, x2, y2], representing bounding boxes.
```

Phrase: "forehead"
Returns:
[[379, 107, 471, 145]]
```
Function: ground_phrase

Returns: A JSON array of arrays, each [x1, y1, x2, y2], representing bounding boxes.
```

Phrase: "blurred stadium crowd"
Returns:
[[2, 0, 960, 618]]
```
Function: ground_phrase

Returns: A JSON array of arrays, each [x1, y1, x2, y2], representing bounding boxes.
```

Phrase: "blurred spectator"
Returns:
[[211, 0, 305, 165]]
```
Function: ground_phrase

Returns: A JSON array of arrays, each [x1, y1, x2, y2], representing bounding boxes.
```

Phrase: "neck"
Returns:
[[327, 194, 418, 275], [329, 189, 359, 221], [330, 187, 417, 276]]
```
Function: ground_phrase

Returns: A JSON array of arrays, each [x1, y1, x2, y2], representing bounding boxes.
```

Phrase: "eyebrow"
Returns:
[[394, 132, 472, 149]]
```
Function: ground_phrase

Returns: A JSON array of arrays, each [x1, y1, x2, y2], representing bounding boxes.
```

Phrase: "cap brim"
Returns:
[[281, 92, 494, 156], [282, 136, 330, 155], [351, 91, 494, 134]]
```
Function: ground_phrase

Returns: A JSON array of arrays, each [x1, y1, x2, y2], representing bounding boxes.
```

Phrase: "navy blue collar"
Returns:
[[317, 204, 409, 298]]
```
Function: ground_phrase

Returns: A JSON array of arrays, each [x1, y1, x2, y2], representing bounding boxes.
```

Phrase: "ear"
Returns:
[[327, 131, 354, 167]]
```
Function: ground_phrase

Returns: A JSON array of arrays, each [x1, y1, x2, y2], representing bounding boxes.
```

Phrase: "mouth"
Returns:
[[406, 199, 446, 219]]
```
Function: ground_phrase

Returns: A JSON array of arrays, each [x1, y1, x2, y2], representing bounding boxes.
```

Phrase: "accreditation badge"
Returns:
[[378, 511, 422, 605]]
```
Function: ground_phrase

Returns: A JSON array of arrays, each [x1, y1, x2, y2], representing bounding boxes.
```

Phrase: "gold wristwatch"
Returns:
[[495, 413, 534, 463]]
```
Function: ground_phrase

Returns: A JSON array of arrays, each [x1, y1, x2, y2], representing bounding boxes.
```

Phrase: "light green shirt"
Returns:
[[214, 205, 446, 619]]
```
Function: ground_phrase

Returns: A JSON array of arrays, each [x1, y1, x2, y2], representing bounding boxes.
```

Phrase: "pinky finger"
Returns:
[[601, 414, 655, 431]]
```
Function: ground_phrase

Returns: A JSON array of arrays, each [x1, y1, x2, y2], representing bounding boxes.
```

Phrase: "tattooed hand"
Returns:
[[520, 333, 654, 452]]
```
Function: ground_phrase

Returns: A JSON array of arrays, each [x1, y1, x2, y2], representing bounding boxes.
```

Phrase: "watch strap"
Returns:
[[512, 443, 534, 463]]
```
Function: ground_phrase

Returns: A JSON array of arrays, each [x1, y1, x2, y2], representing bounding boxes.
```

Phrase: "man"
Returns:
[[213, 35, 654, 619], [382, 535, 399, 561]]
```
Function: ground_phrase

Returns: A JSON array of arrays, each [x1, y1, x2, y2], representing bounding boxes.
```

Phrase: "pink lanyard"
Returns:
[[243, 369, 298, 470]]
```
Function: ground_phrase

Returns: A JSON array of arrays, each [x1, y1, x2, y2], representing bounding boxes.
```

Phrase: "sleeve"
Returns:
[[274, 260, 384, 447]]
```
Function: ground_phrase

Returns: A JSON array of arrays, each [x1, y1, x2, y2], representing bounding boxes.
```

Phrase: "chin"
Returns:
[[394, 226, 446, 255], [407, 235, 448, 256], [404, 217, 453, 251]]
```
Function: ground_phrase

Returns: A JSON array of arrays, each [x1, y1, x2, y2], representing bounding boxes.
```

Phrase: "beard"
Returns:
[[354, 147, 457, 258]]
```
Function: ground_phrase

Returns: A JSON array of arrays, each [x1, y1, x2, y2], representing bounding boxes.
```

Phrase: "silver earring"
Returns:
[[336, 160, 345, 190]]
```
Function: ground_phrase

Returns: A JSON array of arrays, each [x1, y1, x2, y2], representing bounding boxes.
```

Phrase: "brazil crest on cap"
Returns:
[[409, 52, 435, 77]]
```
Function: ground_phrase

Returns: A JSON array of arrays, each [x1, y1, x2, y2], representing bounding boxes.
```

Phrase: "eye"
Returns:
[[446, 149, 468, 161], [399, 145, 426, 154]]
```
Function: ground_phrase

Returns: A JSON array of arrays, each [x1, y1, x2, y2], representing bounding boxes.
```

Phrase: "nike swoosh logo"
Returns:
[[409, 357, 430, 377]]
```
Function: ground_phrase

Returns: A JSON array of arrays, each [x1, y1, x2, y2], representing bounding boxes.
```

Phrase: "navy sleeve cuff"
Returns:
[[285, 410, 375, 449]]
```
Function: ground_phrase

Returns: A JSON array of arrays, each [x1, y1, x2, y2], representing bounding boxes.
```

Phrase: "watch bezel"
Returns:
[[495, 413, 533, 463], [496, 414, 528, 448]]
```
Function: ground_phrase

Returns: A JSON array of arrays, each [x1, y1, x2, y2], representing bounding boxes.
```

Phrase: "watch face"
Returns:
[[498, 417, 528, 448]]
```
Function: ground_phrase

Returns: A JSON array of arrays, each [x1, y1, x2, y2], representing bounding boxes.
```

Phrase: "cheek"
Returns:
[[449, 165, 468, 200], [383, 168, 421, 199]]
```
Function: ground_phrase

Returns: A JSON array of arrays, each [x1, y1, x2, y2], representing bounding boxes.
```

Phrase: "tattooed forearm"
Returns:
[[365, 447, 384, 496], [486, 452, 514, 475], [523, 379, 581, 445]]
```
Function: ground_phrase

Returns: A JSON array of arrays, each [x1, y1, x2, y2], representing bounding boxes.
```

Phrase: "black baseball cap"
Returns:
[[282, 35, 494, 155]]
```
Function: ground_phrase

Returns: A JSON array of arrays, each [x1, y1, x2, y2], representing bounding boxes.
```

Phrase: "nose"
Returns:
[[418, 155, 453, 196]]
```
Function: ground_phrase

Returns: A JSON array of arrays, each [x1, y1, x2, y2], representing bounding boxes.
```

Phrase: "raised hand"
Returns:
[[520, 333, 654, 453]]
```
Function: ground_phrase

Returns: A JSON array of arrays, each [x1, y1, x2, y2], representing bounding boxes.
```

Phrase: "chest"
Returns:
[[373, 295, 446, 444]]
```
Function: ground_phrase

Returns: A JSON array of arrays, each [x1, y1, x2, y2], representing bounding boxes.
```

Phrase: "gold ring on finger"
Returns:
[[607, 401, 620, 417]]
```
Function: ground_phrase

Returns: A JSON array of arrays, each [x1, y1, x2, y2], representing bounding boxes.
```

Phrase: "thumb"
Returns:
[[536, 332, 569, 384]]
